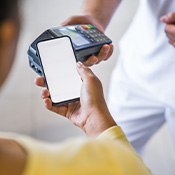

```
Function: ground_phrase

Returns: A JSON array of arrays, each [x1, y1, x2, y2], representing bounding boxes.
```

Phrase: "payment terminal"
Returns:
[[28, 24, 112, 76]]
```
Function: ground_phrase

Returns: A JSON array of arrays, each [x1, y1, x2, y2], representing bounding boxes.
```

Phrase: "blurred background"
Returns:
[[0, 0, 174, 174]]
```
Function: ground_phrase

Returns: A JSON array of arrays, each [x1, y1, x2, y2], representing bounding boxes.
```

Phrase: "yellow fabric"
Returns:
[[1, 126, 152, 175]]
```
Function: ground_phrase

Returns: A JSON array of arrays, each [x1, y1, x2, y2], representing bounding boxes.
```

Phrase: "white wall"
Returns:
[[0, 0, 174, 174]]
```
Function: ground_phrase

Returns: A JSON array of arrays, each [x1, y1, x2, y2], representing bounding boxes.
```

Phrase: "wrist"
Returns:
[[83, 110, 117, 137], [80, 0, 120, 31]]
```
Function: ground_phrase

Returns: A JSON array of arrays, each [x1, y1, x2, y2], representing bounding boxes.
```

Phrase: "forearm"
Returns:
[[81, 0, 121, 30], [21, 127, 150, 175], [0, 139, 27, 175]]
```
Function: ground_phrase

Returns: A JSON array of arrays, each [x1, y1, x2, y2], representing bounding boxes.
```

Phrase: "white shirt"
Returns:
[[112, 0, 175, 107]]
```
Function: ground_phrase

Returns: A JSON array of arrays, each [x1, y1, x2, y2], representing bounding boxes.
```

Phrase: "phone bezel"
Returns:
[[36, 35, 81, 106]]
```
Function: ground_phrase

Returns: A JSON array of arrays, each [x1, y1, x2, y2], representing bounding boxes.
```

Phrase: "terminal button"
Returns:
[[81, 25, 89, 30]]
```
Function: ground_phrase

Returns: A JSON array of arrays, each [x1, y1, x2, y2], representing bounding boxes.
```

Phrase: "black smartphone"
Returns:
[[37, 36, 82, 105]]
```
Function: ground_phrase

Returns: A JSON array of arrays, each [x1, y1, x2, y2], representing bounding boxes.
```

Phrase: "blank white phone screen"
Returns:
[[37, 37, 82, 104]]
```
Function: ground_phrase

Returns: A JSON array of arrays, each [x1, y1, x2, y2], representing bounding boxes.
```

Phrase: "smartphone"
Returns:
[[37, 36, 82, 105]]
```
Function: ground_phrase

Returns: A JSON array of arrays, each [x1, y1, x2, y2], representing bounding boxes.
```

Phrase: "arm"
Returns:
[[62, 0, 121, 31], [0, 139, 27, 175], [81, 0, 121, 30], [36, 62, 116, 137], [0, 127, 151, 175], [62, 0, 122, 65], [0, 62, 150, 175], [5, 126, 151, 175]]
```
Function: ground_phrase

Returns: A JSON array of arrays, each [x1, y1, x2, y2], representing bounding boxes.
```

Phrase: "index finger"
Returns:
[[34, 77, 45, 87], [82, 44, 112, 66]]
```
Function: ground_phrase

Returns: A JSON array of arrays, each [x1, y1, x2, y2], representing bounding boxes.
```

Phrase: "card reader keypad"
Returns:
[[76, 25, 111, 44]]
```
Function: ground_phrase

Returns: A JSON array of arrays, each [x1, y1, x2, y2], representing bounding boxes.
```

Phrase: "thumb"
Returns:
[[76, 62, 94, 81], [160, 13, 175, 24]]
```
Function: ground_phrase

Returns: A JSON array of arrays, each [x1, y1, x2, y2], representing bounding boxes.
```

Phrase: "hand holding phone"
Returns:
[[35, 63, 116, 136]]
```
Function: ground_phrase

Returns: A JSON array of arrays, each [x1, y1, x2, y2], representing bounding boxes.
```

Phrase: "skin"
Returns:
[[0, 15, 27, 175], [0, 19, 20, 87], [34, 0, 122, 134], [0, 1, 173, 175], [0, 139, 27, 175], [160, 12, 175, 47], [61, 0, 122, 66], [36, 3, 173, 138], [0, 1, 118, 174], [35, 62, 116, 137], [34, 0, 122, 137]]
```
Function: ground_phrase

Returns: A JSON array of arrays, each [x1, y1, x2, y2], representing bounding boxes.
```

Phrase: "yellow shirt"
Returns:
[[1, 126, 151, 175]]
